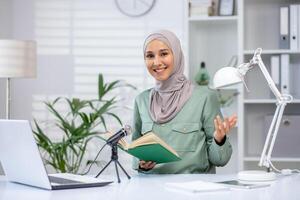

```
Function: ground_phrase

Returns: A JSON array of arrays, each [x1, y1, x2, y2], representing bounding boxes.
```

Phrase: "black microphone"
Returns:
[[106, 125, 131, 145]]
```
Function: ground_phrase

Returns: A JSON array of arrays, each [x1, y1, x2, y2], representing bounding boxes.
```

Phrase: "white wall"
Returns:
[[0, 0, 186, 175], [0, 0, 237, 176]]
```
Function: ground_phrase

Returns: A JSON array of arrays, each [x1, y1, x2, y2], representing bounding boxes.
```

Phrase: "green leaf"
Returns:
[[105, 80, 121, 94], [79, 112, 90, 124], [98, 74, 105, 100], [122, 82, 137, 90], [99, 116, 107, 131], [107, 112, 123, 126]]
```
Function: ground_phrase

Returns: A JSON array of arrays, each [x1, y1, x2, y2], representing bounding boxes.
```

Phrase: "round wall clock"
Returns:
[[115, 0, 156, 17]]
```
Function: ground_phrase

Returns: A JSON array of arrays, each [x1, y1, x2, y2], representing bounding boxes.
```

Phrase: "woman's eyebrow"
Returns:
[[145, 49, 169, 54], [160, 49, 169, 51]]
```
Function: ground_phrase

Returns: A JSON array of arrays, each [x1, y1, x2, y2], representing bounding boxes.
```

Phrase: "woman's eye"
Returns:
[[146, 54, 154, 59], [161, 52, 169, 56]]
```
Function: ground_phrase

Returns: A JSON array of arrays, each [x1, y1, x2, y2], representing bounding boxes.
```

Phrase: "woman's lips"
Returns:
[[153, 66, 167, 72]]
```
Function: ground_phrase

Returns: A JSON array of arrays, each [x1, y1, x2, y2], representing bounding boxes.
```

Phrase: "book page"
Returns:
[[129, 132, 179, 157]]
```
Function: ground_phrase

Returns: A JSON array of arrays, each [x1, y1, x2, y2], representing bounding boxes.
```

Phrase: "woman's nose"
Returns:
[[153, 56, 161, 66]]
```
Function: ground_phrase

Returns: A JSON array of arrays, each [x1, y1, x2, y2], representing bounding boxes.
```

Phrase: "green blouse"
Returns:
[[131, 85, 232, 174]]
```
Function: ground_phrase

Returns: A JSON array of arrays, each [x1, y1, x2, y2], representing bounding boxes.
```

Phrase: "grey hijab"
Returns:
[[144, 30, 194, 124]]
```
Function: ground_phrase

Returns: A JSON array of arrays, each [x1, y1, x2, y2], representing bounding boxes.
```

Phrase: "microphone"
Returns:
[[106, 125, 131, 145]]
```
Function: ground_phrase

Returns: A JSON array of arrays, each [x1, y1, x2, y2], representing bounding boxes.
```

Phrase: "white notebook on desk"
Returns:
[[165, 180, 229, 193]]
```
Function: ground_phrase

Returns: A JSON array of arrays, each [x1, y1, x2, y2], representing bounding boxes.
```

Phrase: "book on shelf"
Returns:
[[99, 132, 181, 164], [189, 0, 218, 17], [280, 4, 300, 50], [280, 54, 290, 94], [280, 6, 290, 49], [289, 5, 298, 50]]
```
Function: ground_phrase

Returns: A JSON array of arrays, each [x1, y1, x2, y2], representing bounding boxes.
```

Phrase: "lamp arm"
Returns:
[[251, 49, 282, 101], [249, 48, 293, 170], [259, 103, 286, 168], [266, 104, 286, 166]]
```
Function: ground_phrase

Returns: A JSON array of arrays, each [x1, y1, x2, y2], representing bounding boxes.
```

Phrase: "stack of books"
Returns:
[[189, 0, 218, 17]]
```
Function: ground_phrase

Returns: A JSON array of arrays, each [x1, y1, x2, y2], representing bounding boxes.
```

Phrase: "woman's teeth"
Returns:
[[154, 67, 167, 72]]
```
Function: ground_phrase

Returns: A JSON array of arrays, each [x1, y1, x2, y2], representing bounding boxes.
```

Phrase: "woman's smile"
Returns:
[[153, 66, 168, 73]]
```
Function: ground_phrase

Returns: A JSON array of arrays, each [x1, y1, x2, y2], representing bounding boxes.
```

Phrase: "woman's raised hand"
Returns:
[[213, 114, 237, 143]]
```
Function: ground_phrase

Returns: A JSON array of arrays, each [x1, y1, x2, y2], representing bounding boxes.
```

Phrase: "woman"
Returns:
[[132, 30, 237, 174]]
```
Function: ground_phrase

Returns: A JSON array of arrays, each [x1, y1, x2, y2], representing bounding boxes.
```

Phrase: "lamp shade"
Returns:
[[213, 67, 243, 89], [0, 40, 36, 78]]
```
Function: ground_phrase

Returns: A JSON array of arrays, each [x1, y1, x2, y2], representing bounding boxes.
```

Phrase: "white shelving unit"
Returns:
[[244, 49, 300, 55], [188, 16, 238, 22], [186, 0, 300, 173], [185, 0, 240, 174], [244, 99, 300, 104], [242, 0, 300, 171]]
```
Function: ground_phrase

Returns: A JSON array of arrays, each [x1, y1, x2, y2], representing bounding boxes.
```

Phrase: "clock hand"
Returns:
[[139, 0, 151, 7]]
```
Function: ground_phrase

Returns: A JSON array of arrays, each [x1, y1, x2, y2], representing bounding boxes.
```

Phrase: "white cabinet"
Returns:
[[186, 0, 300, 173], [242, 0, 300, 171]]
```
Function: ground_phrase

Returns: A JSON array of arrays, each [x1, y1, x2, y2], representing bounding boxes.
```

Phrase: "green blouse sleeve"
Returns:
[[131, 98, 142, 170], [202, 90, 232, 167]]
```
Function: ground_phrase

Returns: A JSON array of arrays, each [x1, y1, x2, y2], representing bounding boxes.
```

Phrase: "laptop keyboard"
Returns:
[[48, 176, 83, 184]]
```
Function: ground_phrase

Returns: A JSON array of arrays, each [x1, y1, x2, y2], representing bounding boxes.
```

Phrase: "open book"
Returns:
[[100, 132, 181, 164]]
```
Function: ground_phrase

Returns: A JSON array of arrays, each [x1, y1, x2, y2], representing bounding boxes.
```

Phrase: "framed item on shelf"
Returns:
[[218, 0, 234, 16]]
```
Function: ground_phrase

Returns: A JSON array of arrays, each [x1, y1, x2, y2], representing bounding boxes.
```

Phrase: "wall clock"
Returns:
[[115, 0, 156, 17]]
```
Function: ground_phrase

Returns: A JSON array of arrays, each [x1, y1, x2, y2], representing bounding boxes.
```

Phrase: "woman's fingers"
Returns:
[[217, 115, 225, 135], [229, 114, 237, 122], [214, 114, 238, 142], [140, 160, 146, 166], [223, 118, 230, 133], [139, 160, 156, 170], [148, 162, 156, 169], [214, 118, 219, 133], [228, 115, 238, 129], [144, 161, 155, 169], [231, 118, 237, 128]]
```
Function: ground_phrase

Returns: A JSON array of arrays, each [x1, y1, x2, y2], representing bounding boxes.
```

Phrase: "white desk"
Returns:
[[0, 174, 299, 200]]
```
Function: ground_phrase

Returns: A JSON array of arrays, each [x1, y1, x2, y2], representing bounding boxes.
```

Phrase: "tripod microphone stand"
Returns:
[[95, 142, 131, 183], [95, 126, 131, 183]]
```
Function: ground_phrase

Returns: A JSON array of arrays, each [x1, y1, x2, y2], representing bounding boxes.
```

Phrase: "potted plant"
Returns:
[[33, 74, 135, 174], [194, 62, 210, 86]]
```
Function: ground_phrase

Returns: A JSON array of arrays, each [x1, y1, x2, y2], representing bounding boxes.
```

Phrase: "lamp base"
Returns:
[[237, 170, 276, 182]]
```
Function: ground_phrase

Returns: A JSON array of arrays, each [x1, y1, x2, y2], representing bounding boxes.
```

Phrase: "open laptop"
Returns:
[[0, 119, 113, 190]]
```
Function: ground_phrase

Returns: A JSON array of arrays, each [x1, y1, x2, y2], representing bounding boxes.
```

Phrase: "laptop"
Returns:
[[0, 120, 113, 190]]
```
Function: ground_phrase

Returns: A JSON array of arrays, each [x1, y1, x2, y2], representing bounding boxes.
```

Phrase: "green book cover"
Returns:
[[99, 132, 181, 164], [126, 143, 181, 164]]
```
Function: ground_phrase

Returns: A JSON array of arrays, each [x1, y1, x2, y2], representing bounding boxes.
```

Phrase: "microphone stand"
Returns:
[[95, 141, 131, 183]]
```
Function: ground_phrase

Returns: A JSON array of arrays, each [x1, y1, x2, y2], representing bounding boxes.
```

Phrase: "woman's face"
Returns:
[[144, 40, 174, 81]]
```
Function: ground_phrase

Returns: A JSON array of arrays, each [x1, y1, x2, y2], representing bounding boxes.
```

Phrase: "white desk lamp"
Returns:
[[213, 48, 293, 182], [0, 40, 36, 119]]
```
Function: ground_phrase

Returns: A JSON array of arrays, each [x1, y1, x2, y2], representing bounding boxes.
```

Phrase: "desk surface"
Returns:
[[0, 174, 299, 200]]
